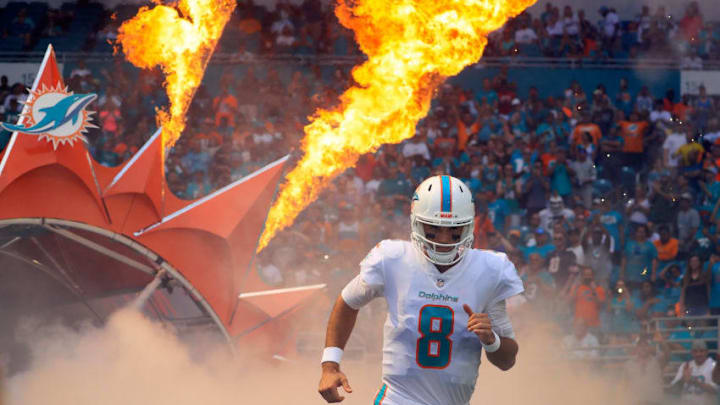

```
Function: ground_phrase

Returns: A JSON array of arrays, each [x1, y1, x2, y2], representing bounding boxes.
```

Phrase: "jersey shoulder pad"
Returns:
[[371, 239, 409, 260], [472, 249, 510, 267]]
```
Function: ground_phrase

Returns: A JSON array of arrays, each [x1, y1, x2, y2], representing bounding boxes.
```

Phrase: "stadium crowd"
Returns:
[[0, 0, 718, 60], [1, 0, 720, 400]]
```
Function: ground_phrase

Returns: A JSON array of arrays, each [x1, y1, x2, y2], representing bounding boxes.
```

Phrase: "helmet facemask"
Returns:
[[411, 215, 474, 266], [410, 175, 475, 266]]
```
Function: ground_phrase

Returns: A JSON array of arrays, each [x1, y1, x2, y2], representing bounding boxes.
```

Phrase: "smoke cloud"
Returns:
[[2, 302, 659, 405]]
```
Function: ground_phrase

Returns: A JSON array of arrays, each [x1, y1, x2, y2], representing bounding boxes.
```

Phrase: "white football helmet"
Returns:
[[411, 175, 475, 265]]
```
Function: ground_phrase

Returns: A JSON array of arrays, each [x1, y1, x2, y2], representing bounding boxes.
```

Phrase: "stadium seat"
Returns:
[[518, 44, 542, 57], [619, 166, 636, 193], [595, 165, 606, 179], [0, 36, 25, 52], [33, 37, 55, 52], [593, 179, 612, 197]]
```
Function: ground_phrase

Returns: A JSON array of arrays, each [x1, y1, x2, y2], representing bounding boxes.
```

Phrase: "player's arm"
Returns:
[[319, 295, 358, 403], [463, 301, 518, 371], [485, 335, 518, 371], [319, 273, 383, 403]]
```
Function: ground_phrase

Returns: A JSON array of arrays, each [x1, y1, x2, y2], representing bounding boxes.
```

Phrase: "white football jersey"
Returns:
[[671, 358, 717, 405], [342, 240, 524, 405]]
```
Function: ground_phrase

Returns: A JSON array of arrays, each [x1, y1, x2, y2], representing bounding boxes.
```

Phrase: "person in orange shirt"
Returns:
[[473, 201, 495, 249], [453, 106, 481, 152], [619, 112, 649, 153], [571, 115, 602, 146], [568, 266, 606, 328], [618, 112, 649, 171], [673, 95, 692, 122], [653, 225, 679, 270]]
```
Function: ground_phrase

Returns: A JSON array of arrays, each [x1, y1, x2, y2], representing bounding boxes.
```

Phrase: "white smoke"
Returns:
[[3, 304, 655, 405]]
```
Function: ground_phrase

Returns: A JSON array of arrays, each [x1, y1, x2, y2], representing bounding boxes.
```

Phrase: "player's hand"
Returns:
[[318, 362, 352, 403], [463, 304, 495, 346]]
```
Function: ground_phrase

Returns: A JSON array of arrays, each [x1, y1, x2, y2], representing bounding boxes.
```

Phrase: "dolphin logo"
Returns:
[[1, 93, 96, 134]]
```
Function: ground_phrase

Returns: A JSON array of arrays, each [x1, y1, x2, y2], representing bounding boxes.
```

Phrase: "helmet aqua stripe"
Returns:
[[410, 175, 475, 265]]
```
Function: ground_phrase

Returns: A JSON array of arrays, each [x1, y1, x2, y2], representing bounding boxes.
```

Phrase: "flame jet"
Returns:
[[258, 0, 536, 251], [117, 0, 236, 153]]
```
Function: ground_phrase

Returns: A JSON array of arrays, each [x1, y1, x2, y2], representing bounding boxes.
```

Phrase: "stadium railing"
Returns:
[[1, 52, 720, 70]]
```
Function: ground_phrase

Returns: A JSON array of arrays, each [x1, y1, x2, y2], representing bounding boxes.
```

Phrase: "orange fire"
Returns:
[[117, 0, 235, 151], [257, 0, 535, 251]]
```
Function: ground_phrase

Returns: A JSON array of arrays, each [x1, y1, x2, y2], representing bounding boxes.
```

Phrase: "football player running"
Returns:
[[318, 175, 524, 404]]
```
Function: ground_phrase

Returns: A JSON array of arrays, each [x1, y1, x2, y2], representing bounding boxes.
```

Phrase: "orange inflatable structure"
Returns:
[[0, 46, 323, 352]]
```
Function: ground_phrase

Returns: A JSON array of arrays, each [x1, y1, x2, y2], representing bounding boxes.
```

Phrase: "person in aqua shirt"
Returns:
[[521, 227, 556, 259], [710, 254, 720, 315], [606, 279, 642, 334], [549, 148, 574, 201], [621, 225, 658, 288], [591, 198, 624, 253], [487, 192, 510, 233], [476, 77, 498, 106], [657, 263, 684, 313]]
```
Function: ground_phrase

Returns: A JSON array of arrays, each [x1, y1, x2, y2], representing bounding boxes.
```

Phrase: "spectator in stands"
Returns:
[[677, 193, 701, 255], [567, 266, 605, 329], [2, 84, 26, 112], [649, 172, 677, 226], [549, 149, 573, 202], [539, 194, 574, 231], [635, 280, 664, 320], [658, 263, 684, 313], [679, 1, 703, 43], [584, 225, 613, 287], [562, 319, 599, 359], [622, 336, 665, 405], [547, 231, 577, 289], [619, 111, 649, 172], [621, 224, 658, 287], [522, 161, 550, 215], [626, 186, 651, 232], [70, 60, 92, 79], [692, 85, 714, 132], [598, 6, 620, 55], [606, 279, 641, 334], [514, 20, 538, 45], [567, 228, 585, 265], [401, 129, 431, 161], [670, 340, 717, 405], [707, 254, 720, 316], [518, 252, 555, 306], [635, 86, 653, 114], [654, 225, 679, 270], [377, 164, 412, 210], [473, 201, 495, 249], [680, 254, 711, 316], [8, 8, 34, 48], [681, 48, 704, 70], [663, 120, 687, 169], [569, 147, 595, 209]]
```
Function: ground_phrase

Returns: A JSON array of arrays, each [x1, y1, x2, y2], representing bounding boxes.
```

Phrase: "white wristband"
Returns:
[[321, 347, 344, 364], [482, 331, 501, 353]]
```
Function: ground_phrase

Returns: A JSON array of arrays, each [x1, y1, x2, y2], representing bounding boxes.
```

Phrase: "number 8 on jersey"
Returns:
[[416, 305, 454, 369]]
